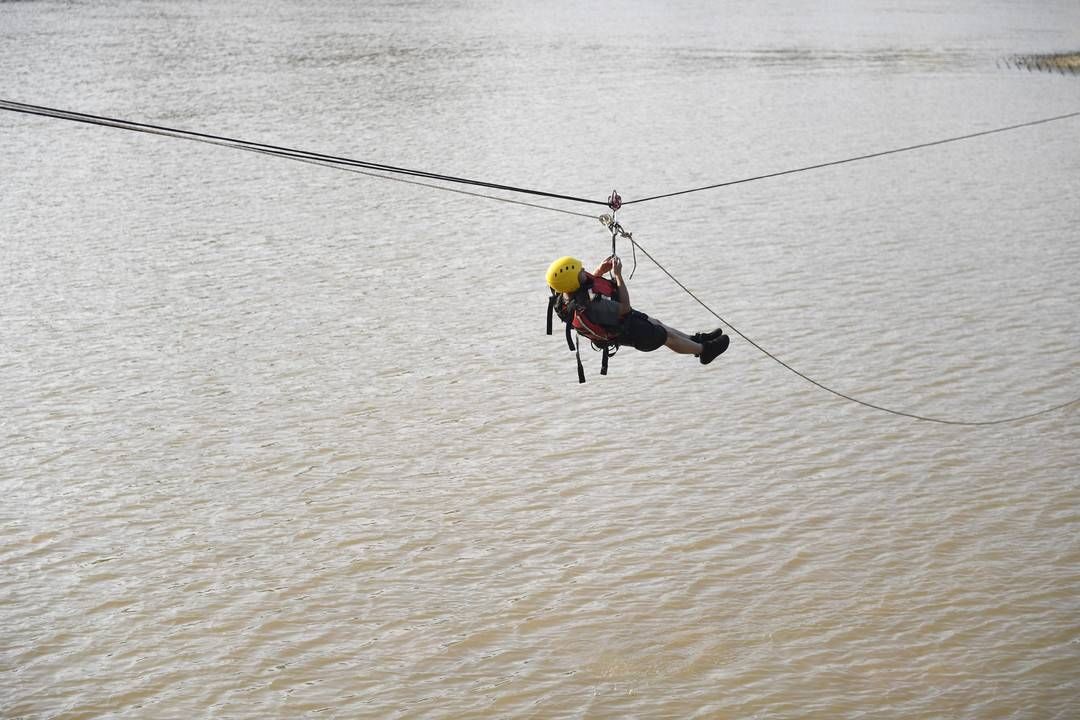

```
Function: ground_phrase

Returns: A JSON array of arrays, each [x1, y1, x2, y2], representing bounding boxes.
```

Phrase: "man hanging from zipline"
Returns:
[[546, 254, 729, 382]]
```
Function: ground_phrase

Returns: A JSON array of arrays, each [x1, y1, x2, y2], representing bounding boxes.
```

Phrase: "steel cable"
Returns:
[[623, 110, 1080, 205], [0, 98, 607, 208], [4, 98, 1078, 422]]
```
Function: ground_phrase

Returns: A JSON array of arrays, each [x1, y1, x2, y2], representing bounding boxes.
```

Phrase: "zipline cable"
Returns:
[[249, 149, 598, 220], [3, 98, 1077, 422], [625, 234, 1080, 425], [0, 98, 607, 208], [3, 99, 1078, 208], [623, 110, 1080, 205]]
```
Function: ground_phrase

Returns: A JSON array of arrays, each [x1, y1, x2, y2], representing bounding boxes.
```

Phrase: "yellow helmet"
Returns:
[[546, 256, 583, 293]]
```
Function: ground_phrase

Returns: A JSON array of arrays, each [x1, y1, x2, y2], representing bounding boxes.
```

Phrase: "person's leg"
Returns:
[[664, 325, 695, 341], [649, 320, 703, 355]]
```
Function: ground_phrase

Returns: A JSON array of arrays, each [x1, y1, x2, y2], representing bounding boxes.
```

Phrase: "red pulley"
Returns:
[[607, 190, 622, 212]]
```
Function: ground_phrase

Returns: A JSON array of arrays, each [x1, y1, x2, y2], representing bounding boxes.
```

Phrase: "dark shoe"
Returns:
[[691, 328, 725, 344], [699, 334, 730, 365]]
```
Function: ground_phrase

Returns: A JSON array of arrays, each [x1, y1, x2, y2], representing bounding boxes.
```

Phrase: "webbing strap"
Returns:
[[575, 337, 585, 384]]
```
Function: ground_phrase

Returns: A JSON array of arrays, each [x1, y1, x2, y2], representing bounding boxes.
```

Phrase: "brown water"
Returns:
[[2, 1, 1079, 717]]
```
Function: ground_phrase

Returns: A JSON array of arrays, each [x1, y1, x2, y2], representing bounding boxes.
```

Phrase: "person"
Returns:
[[545, 255, 729, 369]]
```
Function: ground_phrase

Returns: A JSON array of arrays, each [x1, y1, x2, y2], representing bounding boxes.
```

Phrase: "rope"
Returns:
[[623, 110, 1080, 205], [4, 98, 1078, 422], [627, 236, 1080, 426], [275, 152, 597, 219], [0, 98, 608, 208], [5, 98, 1077, 211]]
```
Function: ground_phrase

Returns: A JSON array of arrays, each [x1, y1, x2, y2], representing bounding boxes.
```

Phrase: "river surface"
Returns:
[[2, 1, 1079, 718]]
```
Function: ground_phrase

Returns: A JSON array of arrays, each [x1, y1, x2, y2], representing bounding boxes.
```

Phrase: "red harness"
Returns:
[[568, 274, 621, 344], [546, 273, 624, 383]]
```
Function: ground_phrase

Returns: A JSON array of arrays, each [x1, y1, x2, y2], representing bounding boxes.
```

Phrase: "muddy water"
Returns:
[[2, 1, 1079, 717]]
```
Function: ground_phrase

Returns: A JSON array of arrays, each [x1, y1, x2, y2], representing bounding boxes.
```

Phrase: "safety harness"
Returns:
[[546, 273, 622, 383]]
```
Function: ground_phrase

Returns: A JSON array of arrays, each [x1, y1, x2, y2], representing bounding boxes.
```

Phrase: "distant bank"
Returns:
[[1009, 52, 1080, 75]]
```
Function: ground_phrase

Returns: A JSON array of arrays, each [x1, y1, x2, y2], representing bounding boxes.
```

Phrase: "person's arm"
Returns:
[[611, 257, 631, 317]]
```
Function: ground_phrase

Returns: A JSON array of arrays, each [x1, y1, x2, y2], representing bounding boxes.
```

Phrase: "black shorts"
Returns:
[[617, 310, 668, 352]]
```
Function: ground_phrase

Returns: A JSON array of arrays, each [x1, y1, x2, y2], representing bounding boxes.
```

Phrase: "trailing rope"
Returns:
[[622, 230, 1080, 425]]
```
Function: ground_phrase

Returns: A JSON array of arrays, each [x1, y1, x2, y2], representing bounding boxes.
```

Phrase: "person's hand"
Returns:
[[595, 257, 613, 275], [611, 256, 623, 277]]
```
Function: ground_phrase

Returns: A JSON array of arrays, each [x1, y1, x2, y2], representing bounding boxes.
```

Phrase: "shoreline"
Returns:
[[1009, 52, 1080, 75]]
